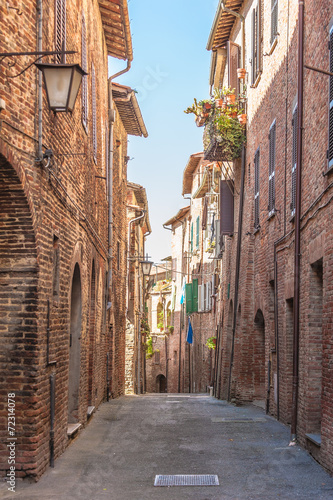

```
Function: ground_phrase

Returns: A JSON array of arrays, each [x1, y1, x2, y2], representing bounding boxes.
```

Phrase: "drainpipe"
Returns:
[[291, 0, 304, 442], [126, 210, 145, 315], [228, 144, 246, 401], [37, 0, 43, 160]]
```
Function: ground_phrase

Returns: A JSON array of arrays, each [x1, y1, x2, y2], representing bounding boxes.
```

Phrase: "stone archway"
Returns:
[[68, 263, 82, 423], [156, 374, 167, 393]]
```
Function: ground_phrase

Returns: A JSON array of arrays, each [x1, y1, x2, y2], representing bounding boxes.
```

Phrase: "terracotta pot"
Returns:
[[203, 102, 212, 110], [215, 98, 224, 108], [231, 111, 237, 118], [237, 68, 246, 79], [226, 94, 236, 105], [238, 114, 247, 126]]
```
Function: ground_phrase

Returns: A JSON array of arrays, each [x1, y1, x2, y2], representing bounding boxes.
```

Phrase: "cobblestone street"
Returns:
[[1, 394, 333, 500]]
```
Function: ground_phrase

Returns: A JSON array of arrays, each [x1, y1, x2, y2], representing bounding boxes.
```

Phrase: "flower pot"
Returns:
[[237, 68, 246, 79], [226, 94, 236, 105], [238, 114, 247, 126], [215, 98, 224, 108], [203, 102, 212, 110]]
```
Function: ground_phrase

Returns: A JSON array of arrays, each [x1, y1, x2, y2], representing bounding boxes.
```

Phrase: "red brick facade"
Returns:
[[0, 0, 137, 480]]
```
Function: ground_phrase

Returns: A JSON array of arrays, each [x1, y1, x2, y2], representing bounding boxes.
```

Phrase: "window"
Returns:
[[227, 41, 240, 95], [220, 180, 234, 236], [190, 222, 193, 253], [55, 0, 66, 63], [171, 258, 177, 281], [329, 26, 333, 169], [185, 279, 198, 314], [251, 1, 262, 86], [270, 0, 278, 46], [196, 216, 200, 249], [254, 147, 260, 229], [154, 350, 160, 364], [291, 106, 297, 216], [91, 63, 97, 164], [268, 120, 276, 216], [81, 14, 88, 130]]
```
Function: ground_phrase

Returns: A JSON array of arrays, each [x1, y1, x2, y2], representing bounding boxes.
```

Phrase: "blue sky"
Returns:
[[109, 0, 219, 264]]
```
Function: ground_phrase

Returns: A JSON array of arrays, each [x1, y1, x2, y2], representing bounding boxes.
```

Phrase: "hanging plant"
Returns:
[[145, 335, 159, 359], [206, 336, 217, 350]]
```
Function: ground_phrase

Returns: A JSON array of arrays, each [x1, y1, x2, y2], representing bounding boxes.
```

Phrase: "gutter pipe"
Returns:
[[126, 210, 145, 315], [291, 0, 304, 442], [227, 144, 246, 401]]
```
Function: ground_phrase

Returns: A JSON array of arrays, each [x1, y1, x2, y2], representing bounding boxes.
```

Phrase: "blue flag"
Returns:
[[186, 316, 193, 344]]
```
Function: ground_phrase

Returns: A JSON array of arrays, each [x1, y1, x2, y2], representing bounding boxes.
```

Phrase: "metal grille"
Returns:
[[291, 106, 298, 215], [271, 0, 278, 45], [254, 147, 260, 229], [91, 63, 97, 164], [55, 0, 66, 63], [268, 120, 276, 214], [81, 14, 88, 129], [154, 475, 219, 487]]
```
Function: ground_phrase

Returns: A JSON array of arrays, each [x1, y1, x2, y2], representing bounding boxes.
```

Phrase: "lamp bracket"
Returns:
[[0, 50, 77, 79]]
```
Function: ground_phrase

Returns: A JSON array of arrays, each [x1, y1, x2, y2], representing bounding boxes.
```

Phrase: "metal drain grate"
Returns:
[[154, 475, 219, 487]]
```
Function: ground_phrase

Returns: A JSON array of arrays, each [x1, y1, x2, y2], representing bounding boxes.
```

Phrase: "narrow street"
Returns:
[[1, 394, 333, 500]]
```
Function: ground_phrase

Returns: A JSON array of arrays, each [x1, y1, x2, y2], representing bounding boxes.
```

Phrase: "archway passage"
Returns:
[[156, 374, 167, 393], [253, 309, 266, 400], [68, 263, 82, 423]]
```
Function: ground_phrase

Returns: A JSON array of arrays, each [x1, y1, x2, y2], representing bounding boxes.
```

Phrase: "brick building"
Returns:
[[125, 181, 151, 395], [201, 0, 333, 474], [0, 0, 146, 480]]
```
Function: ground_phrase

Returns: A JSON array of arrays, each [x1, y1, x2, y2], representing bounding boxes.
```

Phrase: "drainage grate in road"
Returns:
[[154, 475, 219, 487], [211, 417, 266, 423]]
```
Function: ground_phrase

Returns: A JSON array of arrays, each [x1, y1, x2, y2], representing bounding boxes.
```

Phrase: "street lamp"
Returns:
[[140, 258, 153, 277], [35, 62, 87, 112]]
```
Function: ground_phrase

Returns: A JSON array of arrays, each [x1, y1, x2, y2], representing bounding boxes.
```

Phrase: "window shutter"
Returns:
[[254, 147, 260, 229], [55, 0, 66, 63], [192, 279, 198, 312], [105, 124, 109, 196], [196, 216, 200, 249], [190, 222, 193, 253], [329, 27, 333, 169], [172, 258, 177, 281], [220, 180, 234, 235], [198, 285, 202, 312], [256, 2, 262, 76], [227, 41, 240, 95], [81, 14, 88, 129], [202, 197, 208, 230], [271, 0, 278, 45], [268, 120, 276, 214], [291, 106, 297, 215], [92, 63, 97, 164], [201, 284, 205, 312], [251, 8, 256, 85], [203, 284, 207, 312], [185, 283, 193, 315], [215, 218, 221, 259]]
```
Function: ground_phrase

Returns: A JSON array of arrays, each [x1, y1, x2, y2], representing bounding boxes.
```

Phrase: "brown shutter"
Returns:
[[256, 1, 262, 76], [82, 14, 88, 129], [92, 63, 97, 164], [291, 107, 297, 214], [268, 120, 276, 214], [202, 197, 208, 230], [254, 148, 260, 229], [220, 180, 234, 236], [251, 8, 256, 85], [227, 41, 240, 95]]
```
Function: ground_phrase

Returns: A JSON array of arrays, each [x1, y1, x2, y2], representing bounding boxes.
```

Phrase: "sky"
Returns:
[[109, 0, 219, 264]]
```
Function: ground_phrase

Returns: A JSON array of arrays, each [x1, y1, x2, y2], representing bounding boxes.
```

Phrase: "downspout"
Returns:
[[37, 0, 43, 160], [291, 0, 304, 442], [126, 210, 145, 315], [227, 144, 246, 401]]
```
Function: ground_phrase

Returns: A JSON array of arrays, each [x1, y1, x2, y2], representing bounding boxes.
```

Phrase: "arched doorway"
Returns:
[[156, 374, 167, 393], [253, 309, 265, 400], [88, 261, 96, 406], [68, 263, 82, 423]]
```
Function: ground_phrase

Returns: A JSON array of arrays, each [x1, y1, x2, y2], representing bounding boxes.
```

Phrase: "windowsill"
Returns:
[[87, 406, 95, 418], [289, 212, 295, 223], [267, 209, 276, 221], [323, 164, 333, 176], [306, 433, 321, 447], [82, 119, 88, 135], [268, 37, 278, 56], [67, 423, 82, 437], [250, 71, 262, 89], [254, 226, 260, 235]]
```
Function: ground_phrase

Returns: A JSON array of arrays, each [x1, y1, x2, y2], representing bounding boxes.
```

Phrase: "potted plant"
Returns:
[[206, 336, 217, 350], [225, 87, 236, 105], [238, 113, 247, 126]]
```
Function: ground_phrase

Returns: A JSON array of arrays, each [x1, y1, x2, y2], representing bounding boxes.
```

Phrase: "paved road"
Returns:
[[1, 394, 333, 500]]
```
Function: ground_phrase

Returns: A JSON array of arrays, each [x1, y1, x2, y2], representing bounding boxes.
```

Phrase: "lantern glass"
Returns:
[[141, 260, 153, 277]]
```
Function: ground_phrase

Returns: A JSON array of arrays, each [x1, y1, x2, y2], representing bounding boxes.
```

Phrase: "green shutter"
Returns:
[[191, 223, 193, 253], [192, 279, 198, 312], [196, 216, 200, 248], [185, 283, 193, 314]]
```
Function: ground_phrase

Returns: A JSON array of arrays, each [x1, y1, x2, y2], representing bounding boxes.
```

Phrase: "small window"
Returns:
[[91, 62, 97, 164], [254, 147, 260, 229], [55, 0, 66, 63], [155, 351, 160, 364], [270, 0, 278, 46], [268, 120, 276, 216], [81, 14, 88, 130], [291, 106, 298, 216]]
